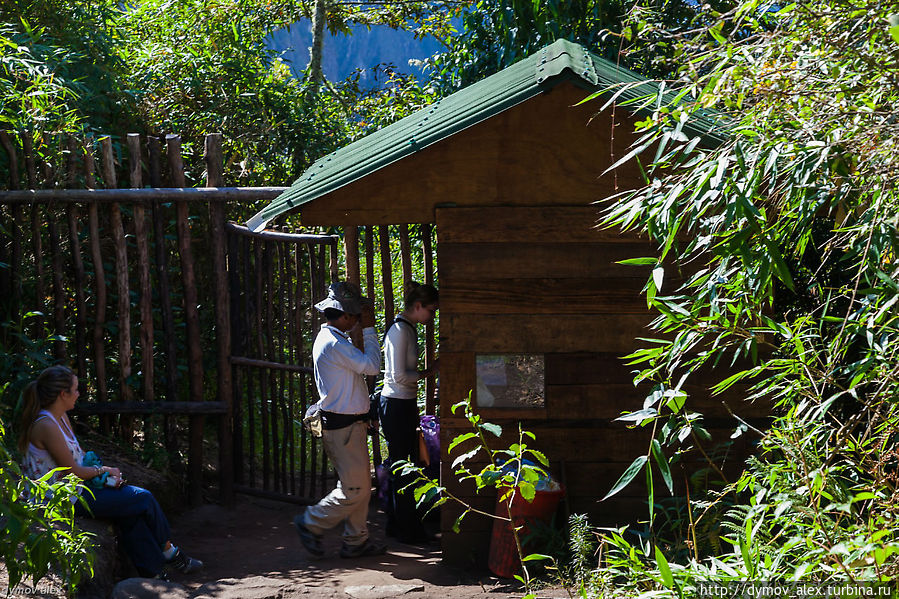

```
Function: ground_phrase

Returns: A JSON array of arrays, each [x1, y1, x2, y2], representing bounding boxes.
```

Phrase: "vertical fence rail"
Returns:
[[422, 223, 437, 414], [65, 137, 88, 392]]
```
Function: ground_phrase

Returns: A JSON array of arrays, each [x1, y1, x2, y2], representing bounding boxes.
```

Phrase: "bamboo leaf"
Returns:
[[655, 545, 674, 589], [603, 455, 648, 500], [651, 439, 673, 494]]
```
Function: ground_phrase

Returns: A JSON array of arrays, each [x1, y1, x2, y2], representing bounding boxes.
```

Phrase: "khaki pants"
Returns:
[[303, 421, 371, 546]]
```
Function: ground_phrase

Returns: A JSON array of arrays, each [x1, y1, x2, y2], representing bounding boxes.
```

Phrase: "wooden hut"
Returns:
[[248, 39, 754, 565]]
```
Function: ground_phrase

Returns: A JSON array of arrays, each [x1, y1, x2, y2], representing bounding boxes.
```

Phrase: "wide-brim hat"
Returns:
[[314, 281, 370, 315]]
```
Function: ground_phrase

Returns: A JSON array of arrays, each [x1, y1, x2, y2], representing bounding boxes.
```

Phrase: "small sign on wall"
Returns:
[[475, 354, 545, 409]]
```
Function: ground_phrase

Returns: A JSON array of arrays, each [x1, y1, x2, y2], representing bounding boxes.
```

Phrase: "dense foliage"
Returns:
[[591, 0, 899, 591], [0, 0, 457, 188]]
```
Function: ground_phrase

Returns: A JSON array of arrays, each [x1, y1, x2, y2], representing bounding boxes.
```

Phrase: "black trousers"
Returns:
[[378, 395, 428, 541]]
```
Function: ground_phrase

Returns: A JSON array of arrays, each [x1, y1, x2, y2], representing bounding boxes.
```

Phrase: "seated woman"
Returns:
[[18, 365, 203, 580], [379, 281, 439, 544]]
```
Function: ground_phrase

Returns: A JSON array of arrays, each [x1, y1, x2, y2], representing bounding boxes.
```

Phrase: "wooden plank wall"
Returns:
[[435, 205, 767, 566]]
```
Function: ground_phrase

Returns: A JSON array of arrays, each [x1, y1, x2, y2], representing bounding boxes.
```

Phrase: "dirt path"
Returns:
[[167, 496, 530, 599]]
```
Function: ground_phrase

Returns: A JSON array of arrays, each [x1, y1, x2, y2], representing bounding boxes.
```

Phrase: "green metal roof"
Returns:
[[247, 38, 726, 232]]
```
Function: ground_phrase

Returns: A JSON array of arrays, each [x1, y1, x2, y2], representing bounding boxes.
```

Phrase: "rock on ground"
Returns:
[[191, 575, 310, 599], [110, 577, 190, 599], [345, 583, 426, 599]]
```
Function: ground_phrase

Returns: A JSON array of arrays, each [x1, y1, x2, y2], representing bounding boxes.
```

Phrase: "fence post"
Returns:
[[206, 133, 234, 506], [66, 136, 88, 391], [0, 131, 19, 327], [102, 137, 134, 439], [422, 223, 436, 415], [84, 138, 109, 426], [128, 134, 155, 413], [168, 134, 205, 506]]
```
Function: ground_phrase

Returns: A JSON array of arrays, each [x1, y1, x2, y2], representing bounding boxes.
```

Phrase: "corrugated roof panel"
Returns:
[[247, 39, 727, 232]]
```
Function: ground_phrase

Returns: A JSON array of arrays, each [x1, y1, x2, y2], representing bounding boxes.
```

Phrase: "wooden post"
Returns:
[[128, 134, 155, 410], [168, 134, 204, 506], [294, 238, 307, 495], [306, 242, 320, 494], [329, 236, 339, 283], [364, 226, 375, 301], [22, 133, 45, 339], [66, 138, 87, 389], [151, 136, 177, 462], [363, 225, 376, 404], [257, 241, 270, 492], [229, 231, 245, 486], [103, 137, 133, 438], [317, 244, 329, 493], [247, 237, 257, 488], [422, 223, 436, 414], [40, 140, 67, 363], [0, 131, 19, 326], [344, 226, 360, 285], [0, 131, 20, 189], [379, 225, 395, 325], [266, 242, 280, 493], [22, 131, 36, 189], [206, 133, 234, 505], [84, 138, 109, 417], [284, 241, 296, 495], [279, 243, 291, 493], [399, 224, 412, 287], [343, 226, 364, 351]]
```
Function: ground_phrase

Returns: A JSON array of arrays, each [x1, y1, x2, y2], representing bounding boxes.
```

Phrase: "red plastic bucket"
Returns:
[[488, 485, 565, 578]]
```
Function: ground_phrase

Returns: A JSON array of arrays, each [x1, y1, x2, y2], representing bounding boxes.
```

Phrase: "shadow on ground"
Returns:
[[166, 495, 522, 599]]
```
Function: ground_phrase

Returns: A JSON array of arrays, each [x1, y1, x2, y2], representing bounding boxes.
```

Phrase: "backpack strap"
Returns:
[[381, 316, 415, 345]]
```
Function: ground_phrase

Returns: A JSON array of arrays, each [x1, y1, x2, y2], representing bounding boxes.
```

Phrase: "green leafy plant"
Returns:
[[576, 0, 899, 593], [0, 412, 95, 592], [394, 392, 556, 594]]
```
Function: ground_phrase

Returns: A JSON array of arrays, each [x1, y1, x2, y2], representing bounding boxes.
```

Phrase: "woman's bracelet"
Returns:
[[95, 466, 101, 478]]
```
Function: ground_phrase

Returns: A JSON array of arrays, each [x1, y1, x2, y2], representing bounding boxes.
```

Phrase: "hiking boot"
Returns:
[[339, 539, 386, 558], [293, 513, 324, 558], [167, 548, 203, 574]]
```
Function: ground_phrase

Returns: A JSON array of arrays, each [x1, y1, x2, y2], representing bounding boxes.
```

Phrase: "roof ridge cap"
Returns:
[[534, 39, 598, 87]]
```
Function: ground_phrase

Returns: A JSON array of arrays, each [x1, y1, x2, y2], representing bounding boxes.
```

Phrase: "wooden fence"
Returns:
[[0, 130, 439, 506], [0, 131, 287, 505]]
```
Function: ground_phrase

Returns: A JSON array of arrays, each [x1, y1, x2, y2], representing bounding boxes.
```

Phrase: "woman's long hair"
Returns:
[[403, 281, 439, 310], [17, 365, 75, 452]]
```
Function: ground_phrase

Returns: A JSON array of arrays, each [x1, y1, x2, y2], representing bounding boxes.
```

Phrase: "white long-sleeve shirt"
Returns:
[[312, 324, 380, 414], [381, 317, 419, 400]]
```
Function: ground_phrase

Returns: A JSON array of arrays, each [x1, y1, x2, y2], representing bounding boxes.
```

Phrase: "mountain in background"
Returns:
[[266, 22, 446, 85]]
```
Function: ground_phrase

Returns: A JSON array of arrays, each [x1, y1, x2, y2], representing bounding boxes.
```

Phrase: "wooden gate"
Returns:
[[226, 223, 340, 503]]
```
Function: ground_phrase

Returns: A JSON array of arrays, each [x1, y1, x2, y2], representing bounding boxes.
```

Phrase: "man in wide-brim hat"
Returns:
[[293, 281, 386, 558]]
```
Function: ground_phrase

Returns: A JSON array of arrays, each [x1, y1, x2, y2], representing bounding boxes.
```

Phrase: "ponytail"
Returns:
[[17, 365, 75, 452], [17, 381, 40, 452], [403, 281, 439, 310]]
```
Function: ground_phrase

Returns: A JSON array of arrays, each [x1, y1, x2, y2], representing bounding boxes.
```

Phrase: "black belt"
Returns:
[[320, 410, 370, 430]]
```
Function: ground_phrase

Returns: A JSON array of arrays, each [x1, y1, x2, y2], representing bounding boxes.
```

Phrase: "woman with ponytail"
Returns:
[[19, 365, 203, 580], [378, 281, 439, 544]]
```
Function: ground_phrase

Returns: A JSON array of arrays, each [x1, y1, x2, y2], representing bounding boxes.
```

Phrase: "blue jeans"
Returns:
[[75, 484, 171, 577]]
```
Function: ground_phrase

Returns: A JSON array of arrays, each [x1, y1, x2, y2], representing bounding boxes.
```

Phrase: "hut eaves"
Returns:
[[247, 38, 725, 232]]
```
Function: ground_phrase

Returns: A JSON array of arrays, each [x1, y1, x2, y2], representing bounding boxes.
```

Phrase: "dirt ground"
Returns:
[[166, 495, 561, 599]]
